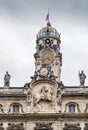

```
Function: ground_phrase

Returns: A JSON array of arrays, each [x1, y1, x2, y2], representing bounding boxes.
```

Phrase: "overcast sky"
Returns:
[[0, 0, 88, 87]]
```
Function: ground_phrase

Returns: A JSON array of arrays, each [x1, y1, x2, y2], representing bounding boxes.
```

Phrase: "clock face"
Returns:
[[40, 51, 54, 65]]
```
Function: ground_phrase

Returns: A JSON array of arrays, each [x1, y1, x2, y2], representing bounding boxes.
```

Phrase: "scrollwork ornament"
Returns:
[[26, 87, 32, 106]]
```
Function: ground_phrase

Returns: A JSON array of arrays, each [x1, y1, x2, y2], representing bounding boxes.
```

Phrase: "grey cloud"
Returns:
[[0, 0, 88, 21]]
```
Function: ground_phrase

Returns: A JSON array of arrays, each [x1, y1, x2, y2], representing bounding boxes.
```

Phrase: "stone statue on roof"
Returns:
[[4, 71, 11, 87], [79, 70, 86, 86]]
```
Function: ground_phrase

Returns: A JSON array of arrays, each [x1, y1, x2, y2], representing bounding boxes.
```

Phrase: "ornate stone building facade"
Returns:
[[0, 21, 88, 130]]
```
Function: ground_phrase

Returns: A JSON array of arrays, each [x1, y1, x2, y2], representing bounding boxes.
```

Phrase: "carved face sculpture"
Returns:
[[39, 67, 48, 77]]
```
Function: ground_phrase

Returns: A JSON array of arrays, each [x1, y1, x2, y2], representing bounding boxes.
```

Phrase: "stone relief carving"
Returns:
[[26, 88, 32, 105], [39, 67, 49, 78], [4, 71, 11, 87], [24, 83, 30, 88], [79, 70, 86, 86], [84, 103, 88, 113], [47, 67, 58, 80], [33, 86, 53, 107], [40, 86, 53, 101], [84, 124, 88, 130], [58, 81, 64, 89], [38, 42, 51, 51], [0, 124, 4, 130], [7, 123, 24, 130], [56, 89, 62, 106], [63, 123, 81, 130], [34, 53, 40, 58], [76, 104, 81, 113], [31, 66, 57, 81], [36, 38, 61, 54], [24, 80, 59, 112], [34, 122, 53, 130], [24, 83, 32, 106], [0, 104, 4, 113], [31, 71, 39, 80], [56, 88, 62, 112]]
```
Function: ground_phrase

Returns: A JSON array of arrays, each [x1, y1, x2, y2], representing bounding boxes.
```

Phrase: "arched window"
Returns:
[[8, 103, 24, 113], [64, 102, 80, 113], [69, 104, 75, 113], [13, 105, 19, 113]]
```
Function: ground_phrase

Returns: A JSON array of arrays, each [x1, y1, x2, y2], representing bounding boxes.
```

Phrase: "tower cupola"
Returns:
[[37, 24, 61, 43]]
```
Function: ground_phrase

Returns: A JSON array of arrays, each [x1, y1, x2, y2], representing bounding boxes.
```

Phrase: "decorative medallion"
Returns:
[[45, 39, 50, 44]]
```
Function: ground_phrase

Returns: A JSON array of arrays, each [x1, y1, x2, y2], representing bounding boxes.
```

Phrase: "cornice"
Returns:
[[0, 93, 26, 97], [62, 93, 88, 97], [0, 113, 88, 121]]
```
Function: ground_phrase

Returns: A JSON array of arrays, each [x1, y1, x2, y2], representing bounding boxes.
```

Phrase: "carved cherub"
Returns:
[[56, 89, 62, 106], [27, 88, 32, 105]]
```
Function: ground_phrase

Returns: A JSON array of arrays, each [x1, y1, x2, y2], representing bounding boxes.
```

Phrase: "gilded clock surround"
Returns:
[[40, 51, 55, 65]]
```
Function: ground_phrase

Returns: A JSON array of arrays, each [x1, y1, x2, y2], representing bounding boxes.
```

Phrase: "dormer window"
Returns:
[[13, 105, 19, 113], [69, 104, 75, 113]]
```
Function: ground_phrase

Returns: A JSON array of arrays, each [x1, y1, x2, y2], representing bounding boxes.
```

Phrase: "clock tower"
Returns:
[[33, 21, 62, 82], [24, 21, 63, 113]]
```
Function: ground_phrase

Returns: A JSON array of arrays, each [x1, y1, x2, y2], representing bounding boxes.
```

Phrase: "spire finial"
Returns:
[[47, 21, 51, 26]]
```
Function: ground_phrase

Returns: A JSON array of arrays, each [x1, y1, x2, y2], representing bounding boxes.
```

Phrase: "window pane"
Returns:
[[13, 105, 19, 113], [69, 104, 75, 112]]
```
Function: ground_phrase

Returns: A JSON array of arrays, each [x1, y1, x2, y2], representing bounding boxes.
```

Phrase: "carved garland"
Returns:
[[0, 124, 4, 130], [63, 124, 81, 130], [84, 124, 88, 130], [7, 123, 24, 130], [84, 104, 88, 113], [34, 122, 53, 130]]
